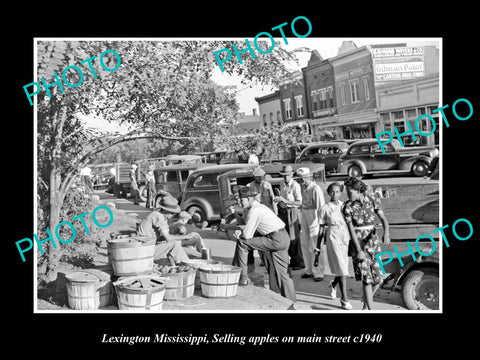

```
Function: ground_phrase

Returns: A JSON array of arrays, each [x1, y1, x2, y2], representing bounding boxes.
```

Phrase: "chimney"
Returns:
[[253, 108, 257, 116]]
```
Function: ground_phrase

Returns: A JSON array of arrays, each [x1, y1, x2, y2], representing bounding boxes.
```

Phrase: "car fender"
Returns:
[[398, 155, 432, 171], [342, 159, 368, 174], [181, 197, 215, 220]]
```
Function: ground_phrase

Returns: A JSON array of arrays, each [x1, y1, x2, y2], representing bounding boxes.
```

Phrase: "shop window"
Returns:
[[406, 108, 417, 118], [349, 80, 360, 103], [392, 110, 404, 120], [417, 107, 426, 115], [421, 118, 430, 132], [319, 89, 327, 109], [380, 113, 390, 122], [384, 122, 392, 132], [311, 90, 318, 111], [394, 120, 405, 133], [427, 105, 438, 114], [328, 86, 334, 107]]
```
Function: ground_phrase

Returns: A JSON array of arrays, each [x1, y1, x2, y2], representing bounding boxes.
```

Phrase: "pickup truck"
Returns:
[[337, 139, 439, 177]]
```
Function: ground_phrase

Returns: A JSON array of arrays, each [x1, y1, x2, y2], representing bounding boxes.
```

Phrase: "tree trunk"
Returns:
[[44, 166, 61, 283]]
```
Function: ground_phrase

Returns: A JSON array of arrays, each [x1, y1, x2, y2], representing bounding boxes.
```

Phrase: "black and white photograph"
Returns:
[[5, 7, 478, 354], [30, 37, 442, 313]]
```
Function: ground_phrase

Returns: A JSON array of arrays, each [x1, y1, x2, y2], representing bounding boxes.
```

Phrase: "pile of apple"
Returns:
[[153, 263, 195, 275]]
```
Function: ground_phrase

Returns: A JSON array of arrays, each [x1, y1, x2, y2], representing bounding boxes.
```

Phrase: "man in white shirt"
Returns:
[[275, 165, 305, 270], [80, 166, 93, 192], [231, 186, 296, 303], [296, 167, 326, 282]]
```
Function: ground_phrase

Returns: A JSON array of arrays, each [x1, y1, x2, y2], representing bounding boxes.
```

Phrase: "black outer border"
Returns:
[[4, 6, 477, 355]]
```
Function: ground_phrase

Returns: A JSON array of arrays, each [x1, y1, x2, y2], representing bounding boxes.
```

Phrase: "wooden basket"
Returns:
[[66, 270, 113, 310], [107, 236, 156, 276], [114, 274, 166, 310], [181, 259, 223, 290], [162, 268, 197, 300], [199, 264, 241, 298]]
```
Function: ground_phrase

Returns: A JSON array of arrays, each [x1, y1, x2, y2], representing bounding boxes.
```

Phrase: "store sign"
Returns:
[[371, 46, 425, 84], [334, 64, 373, 82]]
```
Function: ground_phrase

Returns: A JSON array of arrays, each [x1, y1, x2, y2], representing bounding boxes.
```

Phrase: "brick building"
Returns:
[[254, 91, 282, 128], [329, 42, 377, 139], [302, 50, 337, 140], [376, 73, 440, 146], [278, 71, 310, 136]]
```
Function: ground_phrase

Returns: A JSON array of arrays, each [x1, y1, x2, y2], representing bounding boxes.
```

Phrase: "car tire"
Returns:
[[401, 268, 439, 310], [187, 205, 206, 224], [139, 185, 147, 202], [347, 165, 363, 177], [412, 161, 429, 177]]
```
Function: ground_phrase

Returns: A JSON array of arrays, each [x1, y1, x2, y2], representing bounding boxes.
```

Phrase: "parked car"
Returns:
[[218, 151, 250, 164], [180, 163, 326, 224], [337, 139, 438, 177], [295, 141, 349, 174], [380, 242, 439, 310], [193, 151, 227, 164], [180, 164, 256, 222]]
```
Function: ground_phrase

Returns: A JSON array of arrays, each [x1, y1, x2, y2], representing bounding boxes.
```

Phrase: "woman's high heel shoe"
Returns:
[[329, 281, 337, 299], [341, 299, 353, 310]]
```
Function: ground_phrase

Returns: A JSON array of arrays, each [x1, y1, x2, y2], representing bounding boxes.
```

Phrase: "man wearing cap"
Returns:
[[129, 164, 141, 205], [231, 186, 296, 303], [136, 196, 194, 263], [275, 165, 305, 271], [297, 167, 326, 282]]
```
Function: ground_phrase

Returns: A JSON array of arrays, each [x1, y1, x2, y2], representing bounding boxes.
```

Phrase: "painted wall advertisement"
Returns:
[[371, 46, 425, 84]]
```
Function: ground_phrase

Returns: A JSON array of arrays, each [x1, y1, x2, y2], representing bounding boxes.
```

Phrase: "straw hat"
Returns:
[[157, 196, 181, 213], [279, 165, 294, 175], [238, 186, 258, 198], [253, 167, 266, 177], [296, 167, 312, 178]]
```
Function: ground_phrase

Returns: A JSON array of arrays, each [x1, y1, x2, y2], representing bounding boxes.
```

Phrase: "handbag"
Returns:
[[348, 228, 376, 258]]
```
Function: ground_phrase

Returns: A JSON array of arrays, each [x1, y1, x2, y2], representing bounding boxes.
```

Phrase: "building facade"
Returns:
[[278, 71, 309, 132], [302, 50, 337, 141], [330, 44, 378, 139], [254, 91, 282, 128], [376, 73, 440, 146]]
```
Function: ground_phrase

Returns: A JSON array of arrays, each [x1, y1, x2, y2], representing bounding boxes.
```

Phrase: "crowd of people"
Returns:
[[118, 162, 390, 311], [221, 165, 390, 310]]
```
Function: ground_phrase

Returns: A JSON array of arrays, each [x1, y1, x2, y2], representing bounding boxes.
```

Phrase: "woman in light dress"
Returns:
[[318, 182, 352, 310]]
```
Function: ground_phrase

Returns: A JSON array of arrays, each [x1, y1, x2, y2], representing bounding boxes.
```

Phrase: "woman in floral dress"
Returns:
[[341, 177, 390, 310]]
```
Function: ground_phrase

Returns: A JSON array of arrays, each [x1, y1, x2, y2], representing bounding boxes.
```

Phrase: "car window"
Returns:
[[193, 174, 218, 187], [166, 171, 179, 182], [349, 144, 370, 155], [371, 143, 395, 153], [180, 170, 190, 182]]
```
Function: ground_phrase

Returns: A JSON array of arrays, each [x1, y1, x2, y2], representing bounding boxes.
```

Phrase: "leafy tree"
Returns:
[[36, 39, 304, 282]]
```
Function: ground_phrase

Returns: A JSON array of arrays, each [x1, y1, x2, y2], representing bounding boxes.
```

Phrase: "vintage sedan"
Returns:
[[337, 139, 438, 177], [295, 141, 349, 173]]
